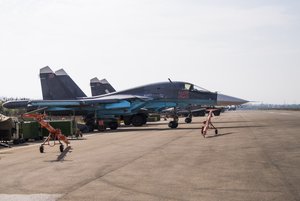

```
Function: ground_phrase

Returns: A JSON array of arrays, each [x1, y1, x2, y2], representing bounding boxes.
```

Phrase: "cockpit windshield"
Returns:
[[184, 83, 192, 90], [183, 83, 209, 92], [192, 85, 209, 92]]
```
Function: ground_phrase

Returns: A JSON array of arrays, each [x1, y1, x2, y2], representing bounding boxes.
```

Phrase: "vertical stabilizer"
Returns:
[[55, 69, 87, 98], [40, 66, 65, 100], [39, 67, 86, 100], [90, 77, 116, 96]]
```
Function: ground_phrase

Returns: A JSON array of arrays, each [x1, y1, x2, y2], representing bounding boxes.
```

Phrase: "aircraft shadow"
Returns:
[[0, 140, 43, 149], [98, 127, 200, 134], [140, 120, 252, 126]]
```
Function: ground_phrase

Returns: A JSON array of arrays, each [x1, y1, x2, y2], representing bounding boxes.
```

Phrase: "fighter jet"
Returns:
[[3, 67, 218, 131], [38, 67, 247, 125], [89, 76, 248, 121], [89, 77, 248, 107]]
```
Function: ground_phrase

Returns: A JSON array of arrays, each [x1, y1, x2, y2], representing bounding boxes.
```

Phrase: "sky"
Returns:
[[0, 0, 299, 104]]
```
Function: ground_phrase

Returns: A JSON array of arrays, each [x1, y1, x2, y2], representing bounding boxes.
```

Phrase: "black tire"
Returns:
[[124, 119, 131, 126], [215, 129, 218, 135], [88, 124, 95, 132], [168, 121, 178, 129], [97, 125, 106, 132], [39, 145, 44, 153], [185, 117, 192, 124], [60, 144, 64, 153], [132, 114, 146, 127], [142, 118, 147, 125], [109, 122, 118, 130], [213, 110, 221, 116]]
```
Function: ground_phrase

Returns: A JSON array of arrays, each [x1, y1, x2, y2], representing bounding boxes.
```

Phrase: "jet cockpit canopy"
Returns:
[[183, 83, 209, 92]]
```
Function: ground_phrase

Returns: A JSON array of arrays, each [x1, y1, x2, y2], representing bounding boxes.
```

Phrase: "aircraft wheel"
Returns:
[[142, 118, 147, 125], [60, 144, 64, 153], [13, 139, 20, 145], [132, 114, 146, 127], [124, 120, 131, 126], [109, 122, 118, 130], [39, 145, 44, 153], [98, 125, 106, 132], [168, 121, 178, 129], [213, 110, 221, 116], [185, 117, 192, 124], [87, 124, 95, 132], [199, 111, 206, 116]]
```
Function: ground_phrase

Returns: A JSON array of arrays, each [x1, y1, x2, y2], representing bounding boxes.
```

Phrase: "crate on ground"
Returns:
[[147, 114, 161, 122], [21, 121, 43, 141]]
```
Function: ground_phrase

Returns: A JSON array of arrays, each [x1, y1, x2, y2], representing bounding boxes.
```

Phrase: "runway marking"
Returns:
[[0, 194, 62, 201]]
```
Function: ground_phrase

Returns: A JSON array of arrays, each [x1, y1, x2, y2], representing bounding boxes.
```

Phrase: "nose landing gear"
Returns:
[[168, 115, 179, 129]]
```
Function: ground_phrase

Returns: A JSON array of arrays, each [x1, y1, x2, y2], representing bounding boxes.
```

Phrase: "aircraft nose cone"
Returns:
[[2, 101, 12, 109], [2, 100, 29, 109], [217, 93, 248, 106]]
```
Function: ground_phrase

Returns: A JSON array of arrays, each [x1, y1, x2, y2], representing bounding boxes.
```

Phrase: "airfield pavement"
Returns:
[[0, 110, 299, 201]]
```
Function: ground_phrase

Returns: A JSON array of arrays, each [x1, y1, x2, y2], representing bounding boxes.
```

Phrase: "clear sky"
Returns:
[[0, 0, 299, 104]]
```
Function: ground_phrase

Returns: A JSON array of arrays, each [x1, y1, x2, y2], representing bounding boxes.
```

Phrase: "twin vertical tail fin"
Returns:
[[90, 77, 116, 96], [55, 69, 87, 98], [39, 66, 86, 100]]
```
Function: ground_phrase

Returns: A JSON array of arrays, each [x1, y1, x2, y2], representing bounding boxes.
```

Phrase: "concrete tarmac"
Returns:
[[0, 111, 299, 201]]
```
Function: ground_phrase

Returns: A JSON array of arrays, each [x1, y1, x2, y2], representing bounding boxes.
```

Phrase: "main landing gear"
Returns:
[[185, 113, 193, 124], [168, 121, 178, 129], [185, 117, 192, 123], [168, 115, 179, 129]]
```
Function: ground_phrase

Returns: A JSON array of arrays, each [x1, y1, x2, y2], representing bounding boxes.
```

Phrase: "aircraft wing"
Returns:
[[27, 94, 152, 107], [81, 94, 152, 103]]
